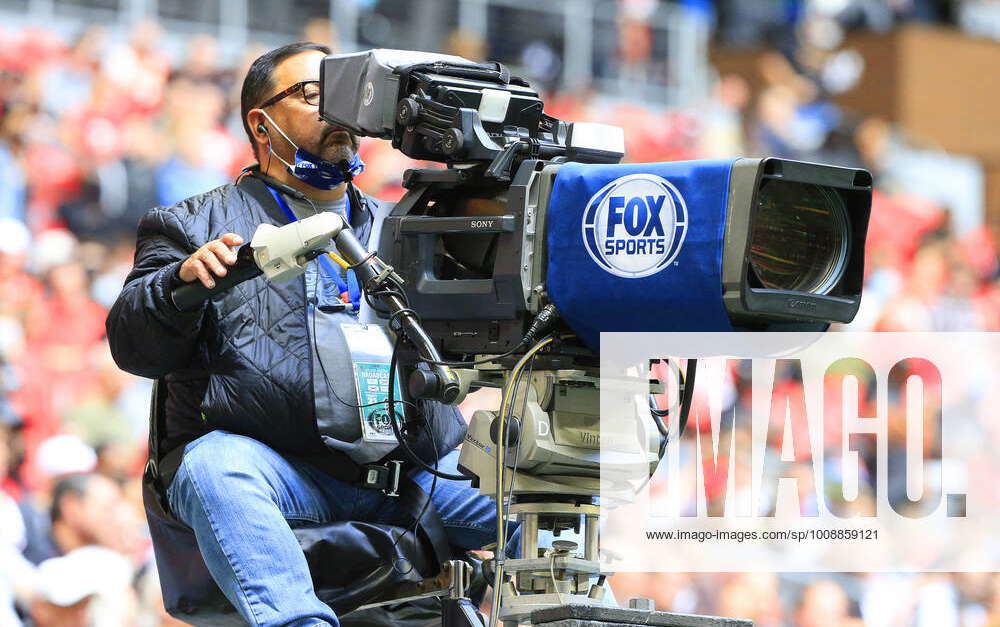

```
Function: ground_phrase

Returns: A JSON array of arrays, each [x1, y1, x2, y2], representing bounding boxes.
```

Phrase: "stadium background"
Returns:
[[1, 0, 999, 625]]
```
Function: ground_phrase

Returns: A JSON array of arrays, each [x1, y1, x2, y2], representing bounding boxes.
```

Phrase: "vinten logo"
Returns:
[[581, 173, 688, 278]]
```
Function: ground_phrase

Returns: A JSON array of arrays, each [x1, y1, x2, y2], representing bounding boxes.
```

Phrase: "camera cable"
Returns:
[[489, 335, 553, 627]]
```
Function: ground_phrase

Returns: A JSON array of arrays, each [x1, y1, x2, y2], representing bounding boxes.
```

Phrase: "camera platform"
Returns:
[[529, 604, 753, 627]]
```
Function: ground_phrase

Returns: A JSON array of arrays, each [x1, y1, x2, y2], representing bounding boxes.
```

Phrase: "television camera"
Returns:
[[172, 48, 872, 627]]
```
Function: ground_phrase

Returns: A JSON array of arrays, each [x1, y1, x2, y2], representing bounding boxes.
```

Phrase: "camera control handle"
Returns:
[[171, 244, 265, 311]]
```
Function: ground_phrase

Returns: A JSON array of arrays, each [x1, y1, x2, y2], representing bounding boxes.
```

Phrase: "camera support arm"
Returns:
[[332, 225, 462, 404]]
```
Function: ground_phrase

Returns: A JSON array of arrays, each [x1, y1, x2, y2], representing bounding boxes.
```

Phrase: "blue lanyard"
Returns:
[[265, 186, 361, 310]]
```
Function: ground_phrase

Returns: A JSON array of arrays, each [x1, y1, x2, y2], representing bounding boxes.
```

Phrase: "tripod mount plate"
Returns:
[[531, 604, 753, 627]]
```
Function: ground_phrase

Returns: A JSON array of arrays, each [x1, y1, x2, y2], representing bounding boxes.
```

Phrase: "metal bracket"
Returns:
[[346, 559, 475, 615]]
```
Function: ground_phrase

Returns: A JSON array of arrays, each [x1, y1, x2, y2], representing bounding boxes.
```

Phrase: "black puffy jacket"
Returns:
[[107, 173, 464, 469]]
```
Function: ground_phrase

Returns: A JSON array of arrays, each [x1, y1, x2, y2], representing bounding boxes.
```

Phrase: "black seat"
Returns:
[[142, 381, 449, 626]]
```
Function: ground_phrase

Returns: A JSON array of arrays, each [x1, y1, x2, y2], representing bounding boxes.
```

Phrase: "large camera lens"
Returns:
[[749, 179, 849, 294]]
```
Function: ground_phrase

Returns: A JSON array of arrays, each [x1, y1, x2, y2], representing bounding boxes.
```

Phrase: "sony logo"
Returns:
[[470, 220, 496, 229], [786, 299, 818, 312]]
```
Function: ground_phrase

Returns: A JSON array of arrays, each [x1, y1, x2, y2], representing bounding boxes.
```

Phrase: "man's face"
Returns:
[[263, 50, 359, 164]]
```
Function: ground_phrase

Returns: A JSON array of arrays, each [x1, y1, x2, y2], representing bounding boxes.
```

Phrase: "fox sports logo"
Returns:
[[581, 174, 688, 278]]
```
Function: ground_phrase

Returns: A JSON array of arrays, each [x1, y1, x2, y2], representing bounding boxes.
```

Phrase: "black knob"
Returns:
[[440, 128, 464, 156], [438, 379, 460, 405], [408, 369, 462, 404], [397, 98, 421, 125], [408, 369, 438, 399], [489, 415, 521, 448]]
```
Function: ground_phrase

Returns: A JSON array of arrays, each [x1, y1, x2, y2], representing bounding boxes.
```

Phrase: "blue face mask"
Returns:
[[260, 111, 365, 190], [287, 147, 365, 190]]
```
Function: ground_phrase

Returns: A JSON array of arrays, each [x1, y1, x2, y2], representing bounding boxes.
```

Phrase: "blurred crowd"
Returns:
[[704, 0, 964, 47], [0, 4, 998, 626]]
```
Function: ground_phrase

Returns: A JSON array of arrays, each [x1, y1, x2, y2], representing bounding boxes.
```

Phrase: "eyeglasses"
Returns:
[[260, 80, 321, 108]]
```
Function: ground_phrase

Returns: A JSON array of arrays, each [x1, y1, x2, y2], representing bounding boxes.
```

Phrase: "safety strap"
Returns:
[[290, 452, 451, 566], [143, 379, 172, 514]]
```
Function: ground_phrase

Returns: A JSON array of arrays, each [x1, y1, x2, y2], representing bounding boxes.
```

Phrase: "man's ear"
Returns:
[[247, 108, 269, 148]]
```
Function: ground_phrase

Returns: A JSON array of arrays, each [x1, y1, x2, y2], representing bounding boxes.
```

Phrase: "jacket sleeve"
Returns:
[[106, 207, 206, 379]]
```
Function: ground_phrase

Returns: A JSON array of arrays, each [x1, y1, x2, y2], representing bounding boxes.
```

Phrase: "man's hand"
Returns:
[[179, 233, 245, 289]]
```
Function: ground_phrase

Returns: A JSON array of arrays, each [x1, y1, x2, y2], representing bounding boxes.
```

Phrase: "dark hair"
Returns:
[[240, 42, 332, 159], [50, 473, 94, 523]]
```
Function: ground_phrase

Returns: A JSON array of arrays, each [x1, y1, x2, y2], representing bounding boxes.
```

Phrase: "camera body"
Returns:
[[321, 50, 873, 357]]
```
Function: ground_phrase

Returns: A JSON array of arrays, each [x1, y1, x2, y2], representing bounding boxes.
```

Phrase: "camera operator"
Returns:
[[106, 43, 507, 627]]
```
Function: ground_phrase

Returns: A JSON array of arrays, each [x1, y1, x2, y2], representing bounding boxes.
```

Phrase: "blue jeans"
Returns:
[[167, 430, 510, 627]]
